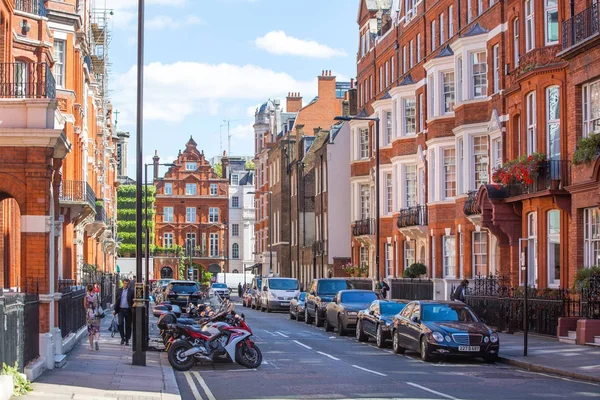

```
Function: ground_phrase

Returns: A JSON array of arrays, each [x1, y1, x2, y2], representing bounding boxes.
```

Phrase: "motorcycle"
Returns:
[[167, 302, 261, 371]]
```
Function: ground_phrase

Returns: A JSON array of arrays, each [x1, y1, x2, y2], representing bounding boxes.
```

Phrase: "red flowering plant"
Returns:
[[492, 153, 547, 186]]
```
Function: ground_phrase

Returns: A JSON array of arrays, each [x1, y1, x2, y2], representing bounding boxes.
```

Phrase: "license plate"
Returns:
[[281, 302, 289, 306], [458, 346, 480, 352], [178, 295, 188, 299]]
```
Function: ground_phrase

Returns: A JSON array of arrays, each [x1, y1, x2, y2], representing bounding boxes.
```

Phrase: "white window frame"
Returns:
[[163, 232, 174, 248], [359, 246, 369, 268], [210, 233, 219, 257], [526, 91, 537, 155], [443, 148, 456, 199], [547, 209, 560, 287], [431, 20, 436, 51], [443, 235, 456, 278], [185, 183, 197, 195], [404, 240, 416, 270], [546, 86, 561, 161], [403, 46, 407, 74], [359, 128, 369, 159], [474, 136, 489, 188], [404, 98, 416, 136], [405, 165, 417, 208], [472, 231, 488, 277], [232, 223, 240, 236], [477, 0, 483, 15], [471, 51, 488, 99], [514, 18, 520, 67], [232, 243, 240, 259], [584, 208, 600, 268], [418, 94, 424, 132], [526, 212, 538, 286], [492, 137, 502, 170], [164, 183, 172, 195], [54, 39, 65, 88], [442, 71, 455, 113], [467, 0, 473, 22], [417, 34, 421, 62], [232, 196, 240, 208], [210, 183, 218, 196], [449, 5, 454, 37], [493, 45, 500, 93], [163, 207, 174, 223], [385, 111, 393, 145], [385, 172, 393, 215], [186, 207, 196, 223], [583, 80, 600, 138], [385, 243, 393, 278], [545, 0, 559, 45], [209, 207, 219, 223], [360, 183, 370, 220], [525, 0, 535, 52], [231, 174, 239, 186], [409, 40, 414, 69], [440, 13, 445, 44], [186, 162, 197, 171]]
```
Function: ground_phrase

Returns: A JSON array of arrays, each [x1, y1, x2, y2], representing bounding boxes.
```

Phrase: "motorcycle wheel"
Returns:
[[235, 341, 262, 369], [168, 340, 196, 371]]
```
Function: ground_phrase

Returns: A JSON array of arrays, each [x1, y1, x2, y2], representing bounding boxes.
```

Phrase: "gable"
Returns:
[[357, 0, 370, 24]]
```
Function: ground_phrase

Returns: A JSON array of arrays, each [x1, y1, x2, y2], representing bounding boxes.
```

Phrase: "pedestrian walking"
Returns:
[[114, 278, 134, 345], [238, 282, 243, 297], [453, 279, 469, 303], [84, 284, 101, 351]]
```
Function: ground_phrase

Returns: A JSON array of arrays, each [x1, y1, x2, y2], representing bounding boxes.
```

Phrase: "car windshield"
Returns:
[[171, 283, 198, 294], [317, 280, 354, 295], [212, 283, 227, 289], [255, 279, 262, 290], [341, 291, 377, 303], [269, 279, 298, 290], [298, 292, 306, 301], [380, 302, 407, 316], [422, 304, 479, 322]]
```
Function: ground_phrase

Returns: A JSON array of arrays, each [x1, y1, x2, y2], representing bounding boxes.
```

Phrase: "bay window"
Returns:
[[526, 92, 537, 155], [474, 136, 488, 188], [406, 165, 417, 207], [360, 128, 369, 159], [472, 51, 487, 99], [545, 0, 558, 45], [404, 98, 416, 135], [584, 208, 600, 267], [547, 210, 560, 287], [385, 173, 393, 214], [525, 0, 535, 52], [360, 183, 370, 220], [472, 231, 488, 277], [386, 111, 393, 145], [443, 148, 456, 199], [442, 71, 455, 113], [443, 236, 456, 278]]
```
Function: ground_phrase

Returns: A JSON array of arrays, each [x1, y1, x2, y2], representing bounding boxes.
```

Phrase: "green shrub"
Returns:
[[573, 133, 600, 165], [573, 266, 600, 291], [1, 362, 32, 396], [403, 263, 427, 278]]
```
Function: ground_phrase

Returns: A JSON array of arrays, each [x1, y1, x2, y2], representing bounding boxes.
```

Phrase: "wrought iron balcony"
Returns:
[[14, 0, 47, 16], [464, 191, 482, 216], [0, 62, 55, 99], [504, 160, 570, 198], [185, 249, 225, 259], [562, 3, 599, 50], [352, 218, 375, 237], [312, 240, 326, 255], [59, 180, 96, 210], [397, 205, 428, 228]]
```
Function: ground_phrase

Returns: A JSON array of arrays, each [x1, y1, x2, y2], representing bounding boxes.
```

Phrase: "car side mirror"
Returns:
[[411, 315, 419, 323]]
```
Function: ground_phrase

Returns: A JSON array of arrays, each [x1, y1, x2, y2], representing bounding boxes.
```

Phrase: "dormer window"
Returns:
[[186, 162, 197, 171]]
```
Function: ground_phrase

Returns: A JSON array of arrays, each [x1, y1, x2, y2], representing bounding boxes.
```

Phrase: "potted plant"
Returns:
[[492, 153, 547, 186]]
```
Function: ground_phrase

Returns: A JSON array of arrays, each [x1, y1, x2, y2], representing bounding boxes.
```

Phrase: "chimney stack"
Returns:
[[317, 69, 336, 100], [286, 92, 303, 113], [221, 151, 229, 180], [153, 150, 160, 180]]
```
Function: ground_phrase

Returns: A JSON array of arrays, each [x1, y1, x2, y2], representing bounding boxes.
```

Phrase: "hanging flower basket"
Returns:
[[492, 153, 547, 186]]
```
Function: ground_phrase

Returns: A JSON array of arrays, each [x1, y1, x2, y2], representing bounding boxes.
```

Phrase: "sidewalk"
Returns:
[[16, 312, 181, 400], [498, 332, 600, 383]]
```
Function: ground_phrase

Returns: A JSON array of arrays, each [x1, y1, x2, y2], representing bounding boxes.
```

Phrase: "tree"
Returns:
[[245, 160, 255, 170], [117, 185, 156, 257], [213, 163, 222, 177]]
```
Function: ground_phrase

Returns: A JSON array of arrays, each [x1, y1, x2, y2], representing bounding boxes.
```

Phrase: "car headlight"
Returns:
[[432, 332, 445, 343], [346, 311, 358, 316], [484, 336, 490, 343], [268, 292, 277, 300], [490, 333, 499, 343]]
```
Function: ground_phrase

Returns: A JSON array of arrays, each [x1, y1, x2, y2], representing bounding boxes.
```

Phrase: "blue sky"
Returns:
[[104, 0, 358, 177]]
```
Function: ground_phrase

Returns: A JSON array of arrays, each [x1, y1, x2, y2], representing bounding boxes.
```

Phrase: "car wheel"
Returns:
[[324, 315, 334, 332], [392, 330, 405, 354], [376, 325, 386, 348], [356, 320, 368, 342], [484, 354, 498, 363], [305, 309, 314, 324], [298, 311, 305, 322], [337, 315, 347, 336], [420, 336, 432, 362], [315, 310, 324, 327]]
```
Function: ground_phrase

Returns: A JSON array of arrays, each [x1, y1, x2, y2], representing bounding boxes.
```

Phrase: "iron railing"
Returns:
[[505, 160, 570, 197], [562, 2, 599, 50], [0, 62, 55, 99], [14, 0, 47, 16], [312, 240, 325, 255], [397, 205, 428, 228], [389, 279, 434, 300], [346, 278, 374, 291], [352, 218, 375, 237], [58, 287, 86, 338], [185, 249, 226, 259], [59, 180, 96, 210], [0, 293, 39, 371], [464, 190, 482, 216]]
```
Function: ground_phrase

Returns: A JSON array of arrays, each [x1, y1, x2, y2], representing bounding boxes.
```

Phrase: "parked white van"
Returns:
[[259, 277, 300, 312]]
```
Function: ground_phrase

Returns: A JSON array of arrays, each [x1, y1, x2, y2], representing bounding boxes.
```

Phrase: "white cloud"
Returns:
[[106, 0, 189, 29], [255, 31, 347, 58], [112, 62, 316, 125], [229, 123, 254, 139], [146, 15, 204, 30]]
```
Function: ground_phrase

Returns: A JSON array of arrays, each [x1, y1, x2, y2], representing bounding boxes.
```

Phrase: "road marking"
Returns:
[[351, 365, 387, 377], [293, 340, 312, 350], [406, 382, 460, 400], [316, 351, 340, 361], [263, 330, 277, 336], [275, 331, 289, 338], [192, 371, 217, 400], [183, 371, 202, 400]]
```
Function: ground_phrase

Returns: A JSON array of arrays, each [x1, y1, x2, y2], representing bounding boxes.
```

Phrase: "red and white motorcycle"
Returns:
[[167, 302, 262, 371]]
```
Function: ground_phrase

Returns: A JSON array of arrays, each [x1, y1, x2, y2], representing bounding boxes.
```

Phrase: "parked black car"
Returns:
[[289, 292, 307, 321], [305, 279, 355, 327], [324, 290, 379, 336], [391, 301, 500, 362], [165, 280, 203, 307], [356, 300, 408, 347]]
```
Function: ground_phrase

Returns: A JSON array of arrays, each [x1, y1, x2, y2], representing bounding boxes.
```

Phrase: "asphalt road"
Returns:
[[174, 300, 600, 400]]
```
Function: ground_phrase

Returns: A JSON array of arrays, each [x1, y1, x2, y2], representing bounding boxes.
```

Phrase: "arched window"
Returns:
[[232, 269, 239, 274], [232, 243, 239, 259]]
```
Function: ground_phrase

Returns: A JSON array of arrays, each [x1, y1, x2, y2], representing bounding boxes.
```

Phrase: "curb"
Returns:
[[159, 345, 182, 400], [498, 356, 600, 384]]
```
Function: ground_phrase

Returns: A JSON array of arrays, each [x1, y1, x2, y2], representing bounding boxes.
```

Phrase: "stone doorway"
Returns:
[[160, 266, 173, 279]]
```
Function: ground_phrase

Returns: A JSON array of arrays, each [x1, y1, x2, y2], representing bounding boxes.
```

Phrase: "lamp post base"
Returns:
[[132, 296, 147, 366]]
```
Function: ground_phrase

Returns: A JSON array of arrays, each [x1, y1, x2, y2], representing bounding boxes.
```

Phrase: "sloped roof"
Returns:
[[380, 91, 392, 100], [462, 22, 488, 37], [435, 45, 454, 58], [398, 74, 416, 86]]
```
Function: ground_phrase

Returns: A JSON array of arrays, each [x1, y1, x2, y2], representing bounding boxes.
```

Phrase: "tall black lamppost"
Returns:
[[249, 191, 272, 275], [133, 0, 146, 367], [334, 115, 381, 283]]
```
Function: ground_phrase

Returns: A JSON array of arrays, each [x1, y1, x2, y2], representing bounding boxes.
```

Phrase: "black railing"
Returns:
[[562, 2, 599, 50], [389, 279, 433, 300], [347, 278, 374, 291], [95, 203, 107, 224], [58, 287, 86, 338], [0, 293, 39, 372], [312, 240, 325, 255], [582, 273, 600, 319], [0, 62, 55, 99], [397, 205, 428, 228], [464, 190, 481, 216], [59, 180, 96, 210], [14, 0, 47, 16], [352, 218, 375, 237], [505, 160, 570, 197]]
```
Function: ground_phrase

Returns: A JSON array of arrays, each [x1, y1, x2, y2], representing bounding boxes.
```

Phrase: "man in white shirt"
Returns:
[[113, 279, 134, 345]]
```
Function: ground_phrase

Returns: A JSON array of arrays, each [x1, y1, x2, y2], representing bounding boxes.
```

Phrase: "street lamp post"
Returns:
[[249, 191, 272, 275], [334, 115, 381, 283]]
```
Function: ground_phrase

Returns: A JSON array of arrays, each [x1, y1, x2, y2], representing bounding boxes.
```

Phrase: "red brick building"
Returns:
[[153, 138, 229, 280], [351, 0, 592, 296]]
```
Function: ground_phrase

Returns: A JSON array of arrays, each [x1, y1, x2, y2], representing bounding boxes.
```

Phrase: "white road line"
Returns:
[[192, 371, 217, 400], [316, 351, 340, 361], [263, 330, 277, 336], [406, 382, 461, 400], [275, 331, 289, 338], [183, 371, 202, 400], [293, 340, 312, 350], [351, 365, 387, 377]]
